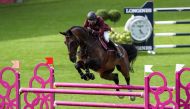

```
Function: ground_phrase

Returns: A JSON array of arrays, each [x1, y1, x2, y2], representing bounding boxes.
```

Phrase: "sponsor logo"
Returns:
[[125, 8, 152, 13], [136, 46, 153, 50]]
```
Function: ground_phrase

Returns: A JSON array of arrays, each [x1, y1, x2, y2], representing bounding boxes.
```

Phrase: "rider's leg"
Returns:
[[113, 43, 123, 57], [103, 31, 110, 43], [103, 31, 122, 57]]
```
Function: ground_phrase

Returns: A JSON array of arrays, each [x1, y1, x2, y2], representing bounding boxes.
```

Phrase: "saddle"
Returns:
[[98, 37, 116, 51], [99, 37, 108, 50], [88, 29, 114, 51]]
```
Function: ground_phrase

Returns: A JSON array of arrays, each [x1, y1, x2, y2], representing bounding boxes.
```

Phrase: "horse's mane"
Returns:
[[63, 26, 86, 37], [69, 26, 83, 30], [68, 26, 88, 33], [66, 26, 95, 40]]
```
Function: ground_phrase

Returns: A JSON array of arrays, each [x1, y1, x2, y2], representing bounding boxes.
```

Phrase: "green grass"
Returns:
[[0, 0, 190, 109]]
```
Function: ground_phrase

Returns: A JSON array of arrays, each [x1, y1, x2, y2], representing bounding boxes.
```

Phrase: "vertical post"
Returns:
[[175, 71, 180, 108], [11, 60, 21, 109], [144, 76, 150, 109], [51, 67, 55, 109], [17, 71, 20, 109]]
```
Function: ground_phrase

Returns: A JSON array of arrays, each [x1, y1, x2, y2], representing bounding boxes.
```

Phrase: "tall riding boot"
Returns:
[[109, 41, 122, 58], [115, 44, 123, 58]]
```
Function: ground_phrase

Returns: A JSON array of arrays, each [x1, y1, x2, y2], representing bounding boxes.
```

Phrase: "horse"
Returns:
[[60, 26, 138, 99]]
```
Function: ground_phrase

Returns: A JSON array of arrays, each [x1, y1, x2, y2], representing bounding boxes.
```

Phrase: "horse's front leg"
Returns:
[[84, 61, 95, 80], [75, 61, 89, 81]]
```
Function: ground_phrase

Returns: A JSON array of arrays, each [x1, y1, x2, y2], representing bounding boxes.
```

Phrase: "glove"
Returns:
[[87, 27, 94, 34], [87, 27, 91, 30]]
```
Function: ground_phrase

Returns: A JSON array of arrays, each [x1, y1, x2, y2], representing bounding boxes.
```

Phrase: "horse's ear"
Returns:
[[59, 30, 73, 36], [60, 32, 67, 36]]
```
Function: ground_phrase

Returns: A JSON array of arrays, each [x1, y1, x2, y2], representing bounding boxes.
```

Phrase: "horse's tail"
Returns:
[[120, 44, 138, 73]]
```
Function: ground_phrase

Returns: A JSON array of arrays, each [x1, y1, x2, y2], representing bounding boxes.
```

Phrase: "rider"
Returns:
[[83, 11, 122, 57]]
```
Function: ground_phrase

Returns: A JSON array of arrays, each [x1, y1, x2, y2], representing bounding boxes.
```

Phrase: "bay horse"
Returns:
[[60, 26, 138, 99]]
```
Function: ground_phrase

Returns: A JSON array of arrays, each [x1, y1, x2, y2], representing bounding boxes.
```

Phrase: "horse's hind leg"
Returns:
[[116, 64, 136, 101], [100, 70, 127, 99], [99, 69, 119, 91], [116, 65, 130, 85]]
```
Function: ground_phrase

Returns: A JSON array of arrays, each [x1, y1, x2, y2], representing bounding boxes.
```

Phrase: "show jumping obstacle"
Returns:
[[154, 7, 190, 49], [124, 1, 190, 52], [0, 62, 190, 109]]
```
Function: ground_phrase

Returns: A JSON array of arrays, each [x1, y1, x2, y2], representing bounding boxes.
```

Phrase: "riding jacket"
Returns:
[[83, 16, 111, 37]]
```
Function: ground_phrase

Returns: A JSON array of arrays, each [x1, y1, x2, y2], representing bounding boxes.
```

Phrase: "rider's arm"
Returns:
[[83, 19, 89, 28], [97, 17, 106, 37]]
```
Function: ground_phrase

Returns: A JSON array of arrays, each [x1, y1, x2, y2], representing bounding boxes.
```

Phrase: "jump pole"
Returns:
[[1, 62, 190, 109], [54, 82, 174, 91], [20, 88, 144, 97]]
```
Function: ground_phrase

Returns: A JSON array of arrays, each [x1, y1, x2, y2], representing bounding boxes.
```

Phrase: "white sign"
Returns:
[[144, 65, 153, 73], [175, 64, 185, 72]]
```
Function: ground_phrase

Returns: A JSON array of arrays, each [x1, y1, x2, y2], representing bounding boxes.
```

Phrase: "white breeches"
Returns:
[[103, 31, 118, 47], [103, 31, 110, 43]]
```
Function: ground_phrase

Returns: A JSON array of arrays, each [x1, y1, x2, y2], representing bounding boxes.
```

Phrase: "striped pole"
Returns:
[[20, 88, 144, 97], [155, 44, 190, 49], [54, 82, 174, 91], [54, 101, 174, 109], [155, 32, 190, 37], [155, 20, 190, 25], [55, 101, 145, 109], [153, 7, 190, 50], [154, 7, 190, 12]]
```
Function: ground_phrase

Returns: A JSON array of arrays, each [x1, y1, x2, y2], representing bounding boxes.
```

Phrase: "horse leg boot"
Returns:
[[121, 67, 136, 101], [85, 67, 95, 80], [108, 41, 122, 58], [75, 61, 89, 81], [113, 73, 120, 91], [125, 77, 136, 101], [84, 62, 95, 80]]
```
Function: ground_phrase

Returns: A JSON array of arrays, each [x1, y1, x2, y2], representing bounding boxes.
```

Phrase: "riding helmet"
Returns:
[[87, 11, 97, 21]]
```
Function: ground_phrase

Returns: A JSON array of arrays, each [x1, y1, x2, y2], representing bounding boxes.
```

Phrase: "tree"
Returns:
[[96, 9, 109, 21], [108, 9, 121, 23]]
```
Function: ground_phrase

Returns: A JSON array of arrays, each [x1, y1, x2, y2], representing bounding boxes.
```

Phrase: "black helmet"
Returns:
[[87, 11, 97, 21]]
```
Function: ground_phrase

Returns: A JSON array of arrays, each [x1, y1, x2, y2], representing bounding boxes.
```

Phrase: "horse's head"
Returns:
[[60, 29, 79, 63], [60, 26, 94, 63]]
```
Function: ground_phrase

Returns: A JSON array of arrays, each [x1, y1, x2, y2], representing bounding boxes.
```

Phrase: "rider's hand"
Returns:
[[87, 27, 94, 33], [87, 27, 91, 30]]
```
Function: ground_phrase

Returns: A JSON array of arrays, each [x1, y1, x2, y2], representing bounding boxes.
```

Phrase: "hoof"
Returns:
[[116, 89, 120, 91], [81, 74, 90, 81], [115, 88, 123, 99], [129, 96, 136, 101], [118, 96, 125, 99], [90, 73, 95, 80], [86, 73, 95, 80], [128, 90, 136, 101]]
